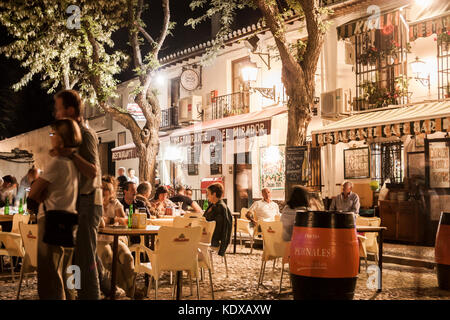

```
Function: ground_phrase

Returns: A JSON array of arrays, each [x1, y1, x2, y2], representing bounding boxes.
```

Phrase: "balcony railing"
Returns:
[[212, 92, 250, 120], [160, 106, 179, 131]]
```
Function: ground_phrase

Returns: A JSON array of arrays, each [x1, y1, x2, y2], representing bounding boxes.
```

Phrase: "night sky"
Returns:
[[0, 1, 260, 140]]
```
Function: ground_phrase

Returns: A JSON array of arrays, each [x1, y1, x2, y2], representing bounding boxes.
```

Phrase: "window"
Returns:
[[117, 132, 126, 147], [354, 11, 409, 111], [371, 141, 403, 185], [169, 77, 180, 107], [307, 144, 322, 191]]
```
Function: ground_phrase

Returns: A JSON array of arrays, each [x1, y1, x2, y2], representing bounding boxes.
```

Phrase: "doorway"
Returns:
[[233, 152, 252, 212], [99, 141, 116, 177]]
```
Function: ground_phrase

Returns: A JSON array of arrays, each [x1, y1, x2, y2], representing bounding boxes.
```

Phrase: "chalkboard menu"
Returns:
[[285, 146, 308, 183], [210, 142, 222, 175], [426, 138, 450, 189], [344, 147, 370, 179], [187, 144, 201, 176]]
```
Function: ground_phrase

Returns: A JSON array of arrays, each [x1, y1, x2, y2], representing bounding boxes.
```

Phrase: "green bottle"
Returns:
[[128, 204, 133, 228], [202, 199, 209, 212], [4, 197, 10, 215], [18, 198, 24, 214]]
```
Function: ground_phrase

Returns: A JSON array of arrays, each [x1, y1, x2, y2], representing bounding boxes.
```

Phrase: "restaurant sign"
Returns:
[[313, 117, 450, 147], [112, 147, 138, 161], [170, 119, 271, 146]]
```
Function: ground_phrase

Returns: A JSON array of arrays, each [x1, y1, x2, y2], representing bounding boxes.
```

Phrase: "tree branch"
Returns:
[[255, 0, 302, 77], [127, 0, 143, 69], [299, 0, 324, 84], [137, 25, 156, 45], [155, 0, 170, 53]]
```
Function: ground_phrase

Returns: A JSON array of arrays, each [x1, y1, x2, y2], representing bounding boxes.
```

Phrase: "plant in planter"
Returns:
[[360, 76, 409, 109], [358, 41, 411, 66], [435, 30, 450, 47]]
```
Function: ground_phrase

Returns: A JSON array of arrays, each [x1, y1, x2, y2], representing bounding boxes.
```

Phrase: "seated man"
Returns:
[[136, 181, 152, 212], [170, 185, 202, 213], [246, 188, 280, 228], [329, 181, 360, 214], [120, 181, 150, 218], [0, 175, 18, 207]]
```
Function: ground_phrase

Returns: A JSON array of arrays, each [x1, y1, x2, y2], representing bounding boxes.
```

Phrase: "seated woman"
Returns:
[[149, 186, 176, 218], [280, 186, 309, 242], [97, 180, 135, 298], [203, 183, 232, 256]]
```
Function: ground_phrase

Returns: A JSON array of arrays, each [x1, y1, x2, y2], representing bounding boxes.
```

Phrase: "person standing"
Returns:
[[116, 167, 128, 201], [27, 119, 82, 299], [128, 168, 139, 185], [0, 175, 18, 207], [329, 181, 360, 214], [52, 89, 103, 300]]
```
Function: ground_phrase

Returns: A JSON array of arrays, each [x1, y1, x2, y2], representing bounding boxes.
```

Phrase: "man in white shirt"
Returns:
[[246, 188, 280, 227]]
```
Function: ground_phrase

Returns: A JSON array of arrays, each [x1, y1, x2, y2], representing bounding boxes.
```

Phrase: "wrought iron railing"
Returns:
[[160, 106, 179, 130], [212, 91, 250, 120]]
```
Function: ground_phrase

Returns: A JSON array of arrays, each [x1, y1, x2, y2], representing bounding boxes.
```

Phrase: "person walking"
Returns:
[[27, 119, 82, 299], [116, 167, 128, 201], [52, 89, 103, 300], [128, 168, 139, 185]]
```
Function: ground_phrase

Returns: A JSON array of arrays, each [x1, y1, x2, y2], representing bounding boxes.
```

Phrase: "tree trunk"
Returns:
[[136, 134, 159, 188], [284, 87, 313, 201]]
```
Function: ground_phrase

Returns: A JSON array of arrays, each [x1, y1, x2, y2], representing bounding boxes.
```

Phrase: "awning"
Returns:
[[111, 143, 137, 161], [312, 100, 450, 147], [337, 10, 401, 40], [170, 105, 287, 146], [409, 11, 450, 42]]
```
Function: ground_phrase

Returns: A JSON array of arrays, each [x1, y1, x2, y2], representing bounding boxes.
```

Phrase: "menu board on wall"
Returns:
[[210, 142, 222, 175], [426, 139, 450, 189], [187, 144, 201, 176], [344, 147, 370, 179], [285, 146, 308, 184]]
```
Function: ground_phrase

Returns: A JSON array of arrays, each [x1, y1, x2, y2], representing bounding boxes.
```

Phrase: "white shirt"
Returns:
[[248, 199, 280, 221], [98, 198, 124, 242], [40, 157, 78, 214]]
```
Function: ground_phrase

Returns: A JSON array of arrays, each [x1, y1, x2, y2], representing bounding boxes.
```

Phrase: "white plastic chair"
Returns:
[[356, 215, 381, 270], [0, 232, 25, 281], [184, 212, 204, 219], [131, 226, 202, 299], [192, 220, 216, 299], [16, 222, 38, 299], [173, 216, 196, 228], [257, 220, 290, 293], [12, 214, 30, 234]]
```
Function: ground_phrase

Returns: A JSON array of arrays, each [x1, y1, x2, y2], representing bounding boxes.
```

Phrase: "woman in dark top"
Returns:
[[203, 183, 232, 256]]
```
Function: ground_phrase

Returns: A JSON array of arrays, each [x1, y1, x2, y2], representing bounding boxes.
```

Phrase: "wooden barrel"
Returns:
[[290, 211, 359, 300], [435, 212, 450, 290]]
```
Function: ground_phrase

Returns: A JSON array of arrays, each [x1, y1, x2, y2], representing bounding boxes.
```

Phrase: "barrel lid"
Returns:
[[294, 210, 356, 229], [439, 212, 450, 225]]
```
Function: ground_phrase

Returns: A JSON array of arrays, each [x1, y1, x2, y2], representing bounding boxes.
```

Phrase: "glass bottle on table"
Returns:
[[18, 198, 24, 214], [4, 197, 10, 215], [128, 204, 133, 228], [202, 199, 209, 212]]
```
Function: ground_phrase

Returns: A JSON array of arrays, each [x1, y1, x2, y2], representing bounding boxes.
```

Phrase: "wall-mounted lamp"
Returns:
[[240, 66, 276, 101], [410, 56, 430, 92], [244, 35, 271, 70]]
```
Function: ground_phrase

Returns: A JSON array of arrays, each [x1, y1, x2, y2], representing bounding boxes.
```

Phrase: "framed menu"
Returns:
[[425, 138, 450, 189], [343, 147, 370, 179], [407, 151, 425, 179]]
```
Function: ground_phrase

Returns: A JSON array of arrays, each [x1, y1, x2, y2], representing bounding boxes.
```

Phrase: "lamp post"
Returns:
[[240, 65, 276, 101]]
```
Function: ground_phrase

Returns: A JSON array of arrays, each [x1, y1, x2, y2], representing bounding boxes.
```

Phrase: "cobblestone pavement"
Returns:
[[1, 247, 449, 300]]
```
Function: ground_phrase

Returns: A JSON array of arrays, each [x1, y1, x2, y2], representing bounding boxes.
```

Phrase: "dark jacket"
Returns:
[[203, 200, 232, 256]]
